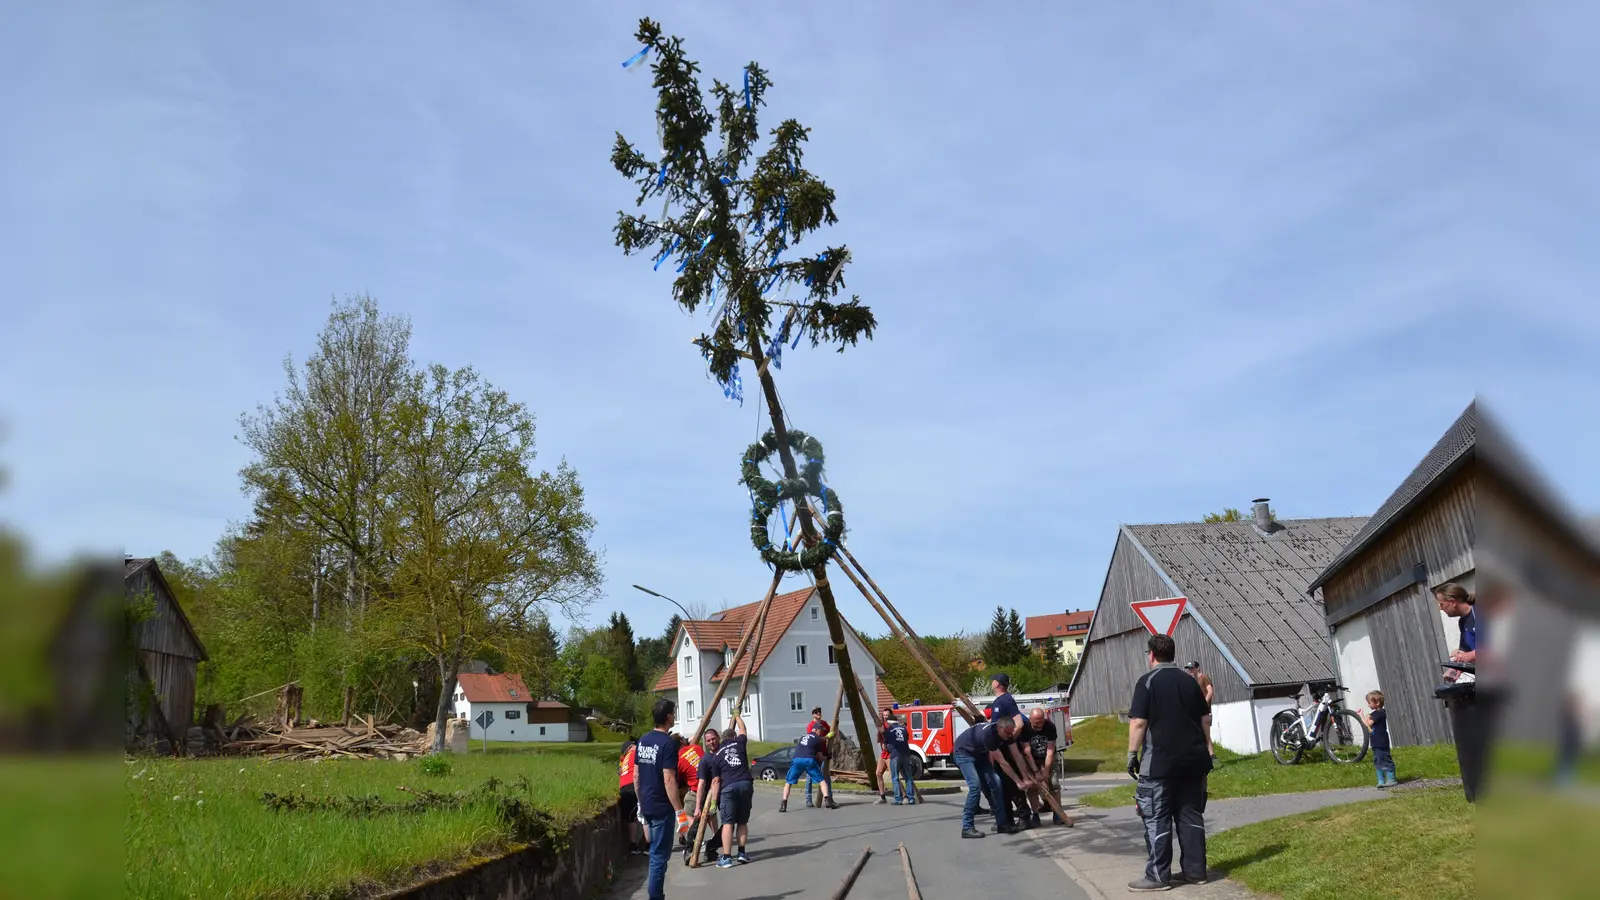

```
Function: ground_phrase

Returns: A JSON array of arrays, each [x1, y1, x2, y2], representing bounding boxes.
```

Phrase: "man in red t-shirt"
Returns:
[[618, 742, 645, 853]]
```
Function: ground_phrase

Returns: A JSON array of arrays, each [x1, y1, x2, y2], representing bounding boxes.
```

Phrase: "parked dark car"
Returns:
[[752, 743, 797, 781]]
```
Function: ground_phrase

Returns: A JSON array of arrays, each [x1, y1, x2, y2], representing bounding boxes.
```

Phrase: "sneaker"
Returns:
[[716, 856, 735, 869], [736, 850, 750, 865], [1126, 878, 1172, 892], [905, 799, 916, 806], [891, 798, 903, 806], [1031, 813, 1042, 828], [874, 795, 887, 805], [961, 828, 986, 839], [975, 805, 992, 816], [1051, 813, 1064, 826], [779, 800, 788, 813], [1173, 873, 1209, 885]]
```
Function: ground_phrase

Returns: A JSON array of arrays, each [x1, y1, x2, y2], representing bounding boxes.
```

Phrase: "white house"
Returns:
[[651, 586, 894, 743], [452, 673, 585, 742]]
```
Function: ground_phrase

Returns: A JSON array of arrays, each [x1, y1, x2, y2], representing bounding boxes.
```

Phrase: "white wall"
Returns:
[[1332, 614, 1383, 702], [459, 701, 570, 742], [1250, 697, 1299, 755], [1211, 699, 1260, 754], [760, 600, 881, 743]]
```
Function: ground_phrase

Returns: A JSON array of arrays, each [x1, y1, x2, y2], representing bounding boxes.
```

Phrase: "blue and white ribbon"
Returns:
[[653, 236, 680, 271], [622, 46, 650, 70], [721, 361, 744, 405], [676, 232, 715, 272]]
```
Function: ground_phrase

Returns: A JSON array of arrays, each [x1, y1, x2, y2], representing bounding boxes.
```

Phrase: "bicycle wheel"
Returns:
[[1323, 709, 1369, 764], [1270, 712, 1304, 765]]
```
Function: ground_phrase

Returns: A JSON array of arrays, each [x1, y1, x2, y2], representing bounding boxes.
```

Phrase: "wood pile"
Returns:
[[220, 715, 429, 760]]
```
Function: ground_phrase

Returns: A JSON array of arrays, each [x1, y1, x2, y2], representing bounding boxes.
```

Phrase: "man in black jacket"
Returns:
[[1126, 633, 1212, 892]]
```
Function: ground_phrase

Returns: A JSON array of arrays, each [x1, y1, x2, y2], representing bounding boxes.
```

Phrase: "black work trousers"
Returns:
[[1135, 774, 1207, 885]]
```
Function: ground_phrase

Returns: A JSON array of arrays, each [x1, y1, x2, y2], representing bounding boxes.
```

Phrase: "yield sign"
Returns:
[[1131, 596, 1188, 636]]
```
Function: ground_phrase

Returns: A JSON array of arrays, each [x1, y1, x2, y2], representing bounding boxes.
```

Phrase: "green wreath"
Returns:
[[741, 429, 845, 571]]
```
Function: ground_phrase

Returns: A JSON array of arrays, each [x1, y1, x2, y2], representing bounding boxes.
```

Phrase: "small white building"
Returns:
[[452, 673, 585, 742], [651, 587, 894, 743]]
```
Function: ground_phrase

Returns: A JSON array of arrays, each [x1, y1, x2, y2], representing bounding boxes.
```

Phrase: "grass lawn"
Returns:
[[126, 749, 614, 900], [0, 757, 123, 900], [1479, 787, 1600, 898], [1079, 741, 1461, 807], [1059, 715, 1140, 774], [1208, 788, 1472, 900]]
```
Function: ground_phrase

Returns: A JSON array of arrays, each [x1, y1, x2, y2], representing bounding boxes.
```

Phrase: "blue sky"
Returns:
[[2, 2, 1595, 640]]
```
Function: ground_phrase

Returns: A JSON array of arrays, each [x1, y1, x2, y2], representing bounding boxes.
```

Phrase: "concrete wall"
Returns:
[[458, 702, 571, 742], [382, 803, 622, 900]]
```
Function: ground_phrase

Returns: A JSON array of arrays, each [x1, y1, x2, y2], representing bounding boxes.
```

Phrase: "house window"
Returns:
[[795, 645, 808, 666], [539, 726, 546, 736], [827, 645, 837, 665], [725, 648, 733, 667], [506, 710, 520, 720], [724, 696, 750, 718], [682, 655, 693, 676], [810, 606, 819, 620], [789, 692, 804, 712], [686, 700, 696, 719]]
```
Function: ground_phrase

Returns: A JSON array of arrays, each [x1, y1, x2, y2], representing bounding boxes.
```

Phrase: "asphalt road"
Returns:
[[604, 784, 1090, 900]]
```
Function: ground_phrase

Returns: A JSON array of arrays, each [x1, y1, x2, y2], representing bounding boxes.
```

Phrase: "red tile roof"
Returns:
[[1025, 611, 1093, 641], [648, 585, 885, 691], [457, 673, 545, 703], [877, 682, 899, 710]]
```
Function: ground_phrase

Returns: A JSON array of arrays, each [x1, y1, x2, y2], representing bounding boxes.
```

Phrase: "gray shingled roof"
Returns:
[[1128, 517, 1369, 686], [1306, 402, 1476, 594]]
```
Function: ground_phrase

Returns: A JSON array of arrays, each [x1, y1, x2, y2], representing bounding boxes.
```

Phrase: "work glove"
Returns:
[[1126, 752, 1140, 780], [675, 809, 692, 834]]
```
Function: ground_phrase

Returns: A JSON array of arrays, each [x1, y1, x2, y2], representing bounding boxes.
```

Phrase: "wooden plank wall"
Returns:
[[1367, 585, 1453, 745], [1322, 475, 1476, 623], [1084, 532, 1181, 640], [128, 568, 205, 660], [138, 650, 199, 740], [1070, 617, 1248, 716]]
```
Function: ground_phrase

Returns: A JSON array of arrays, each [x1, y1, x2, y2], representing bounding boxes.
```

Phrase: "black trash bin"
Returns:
[[1434, 661, 1484, 803]]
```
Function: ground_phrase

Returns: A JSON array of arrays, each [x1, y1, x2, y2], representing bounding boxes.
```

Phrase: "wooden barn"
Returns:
[[1067, 509, 1367, 754], [125, 557, 208, 751], [1311, 400, 1600, 747]]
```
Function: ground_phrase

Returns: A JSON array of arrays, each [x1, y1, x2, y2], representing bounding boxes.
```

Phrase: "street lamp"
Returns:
[[632, 584, 695, 622]]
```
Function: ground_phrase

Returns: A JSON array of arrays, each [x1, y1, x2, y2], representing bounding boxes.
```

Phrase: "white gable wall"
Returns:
[[760, 599, 881, 744]]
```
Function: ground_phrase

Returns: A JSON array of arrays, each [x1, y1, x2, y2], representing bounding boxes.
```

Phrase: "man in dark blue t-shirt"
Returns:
[[780, 729, 836, 812], [952, 717, 1023, 838], [884, 713, 916, 805], [709, 714, 755, 867], [988, 674, 1044, 794], [635, 699, 686, 900]]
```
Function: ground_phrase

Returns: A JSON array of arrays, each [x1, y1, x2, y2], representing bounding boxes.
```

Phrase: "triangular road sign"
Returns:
[[1130, 596, 1188, 636]]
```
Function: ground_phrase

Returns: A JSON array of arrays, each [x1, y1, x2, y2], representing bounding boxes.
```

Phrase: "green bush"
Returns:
[[417, 754, 453, 777]]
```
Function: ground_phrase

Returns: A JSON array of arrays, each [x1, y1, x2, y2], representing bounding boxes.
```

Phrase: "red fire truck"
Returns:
[[891, 694, 1072, 777]]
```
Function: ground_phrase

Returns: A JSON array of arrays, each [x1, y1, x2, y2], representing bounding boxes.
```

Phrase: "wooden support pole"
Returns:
[[824, 538, 983, 725], [689, 777, 721, 868], [734, 591, 774, 714], [829, 846, 874, 900], [693, 569, 785, 744], [897, 843, 922, 900], [341, 685, 355, 726]]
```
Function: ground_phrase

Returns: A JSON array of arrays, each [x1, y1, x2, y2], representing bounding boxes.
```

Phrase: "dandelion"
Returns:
[[173, 795, 181, 801], [196, 800, 204, 807]]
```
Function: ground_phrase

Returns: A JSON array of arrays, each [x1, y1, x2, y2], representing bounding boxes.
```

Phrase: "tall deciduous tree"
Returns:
[[238, 295, 412, 618], [377, 363, 601, 750]]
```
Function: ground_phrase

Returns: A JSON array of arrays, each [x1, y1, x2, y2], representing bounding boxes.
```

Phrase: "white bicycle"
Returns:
[[1270, 683, 1369, 766]]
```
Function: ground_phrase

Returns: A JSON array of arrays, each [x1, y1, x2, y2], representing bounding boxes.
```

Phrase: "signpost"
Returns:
[[1130, 596, 1188, 637], [474, 709, 495, 753]]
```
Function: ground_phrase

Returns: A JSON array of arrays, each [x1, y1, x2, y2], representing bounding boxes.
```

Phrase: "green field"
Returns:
[[1209, 788, 1472, 900], [0, 758, 124, 900], [126, 747, 614, 900], [1078, 741, 1461, 807]]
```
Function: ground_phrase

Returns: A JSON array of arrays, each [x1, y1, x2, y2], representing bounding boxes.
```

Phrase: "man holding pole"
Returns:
[[953, 713, 1023, 837], [804, 707, 835, 808], [1025, 707, 1064, 826], [780, 726, 837, 812], [685, 730, 721, 865], [712, 714, 755, 867]]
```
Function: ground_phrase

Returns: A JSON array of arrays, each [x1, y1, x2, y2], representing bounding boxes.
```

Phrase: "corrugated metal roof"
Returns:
[[1307, 402, 1476, 593], [1127, 517, 1369, 686]]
